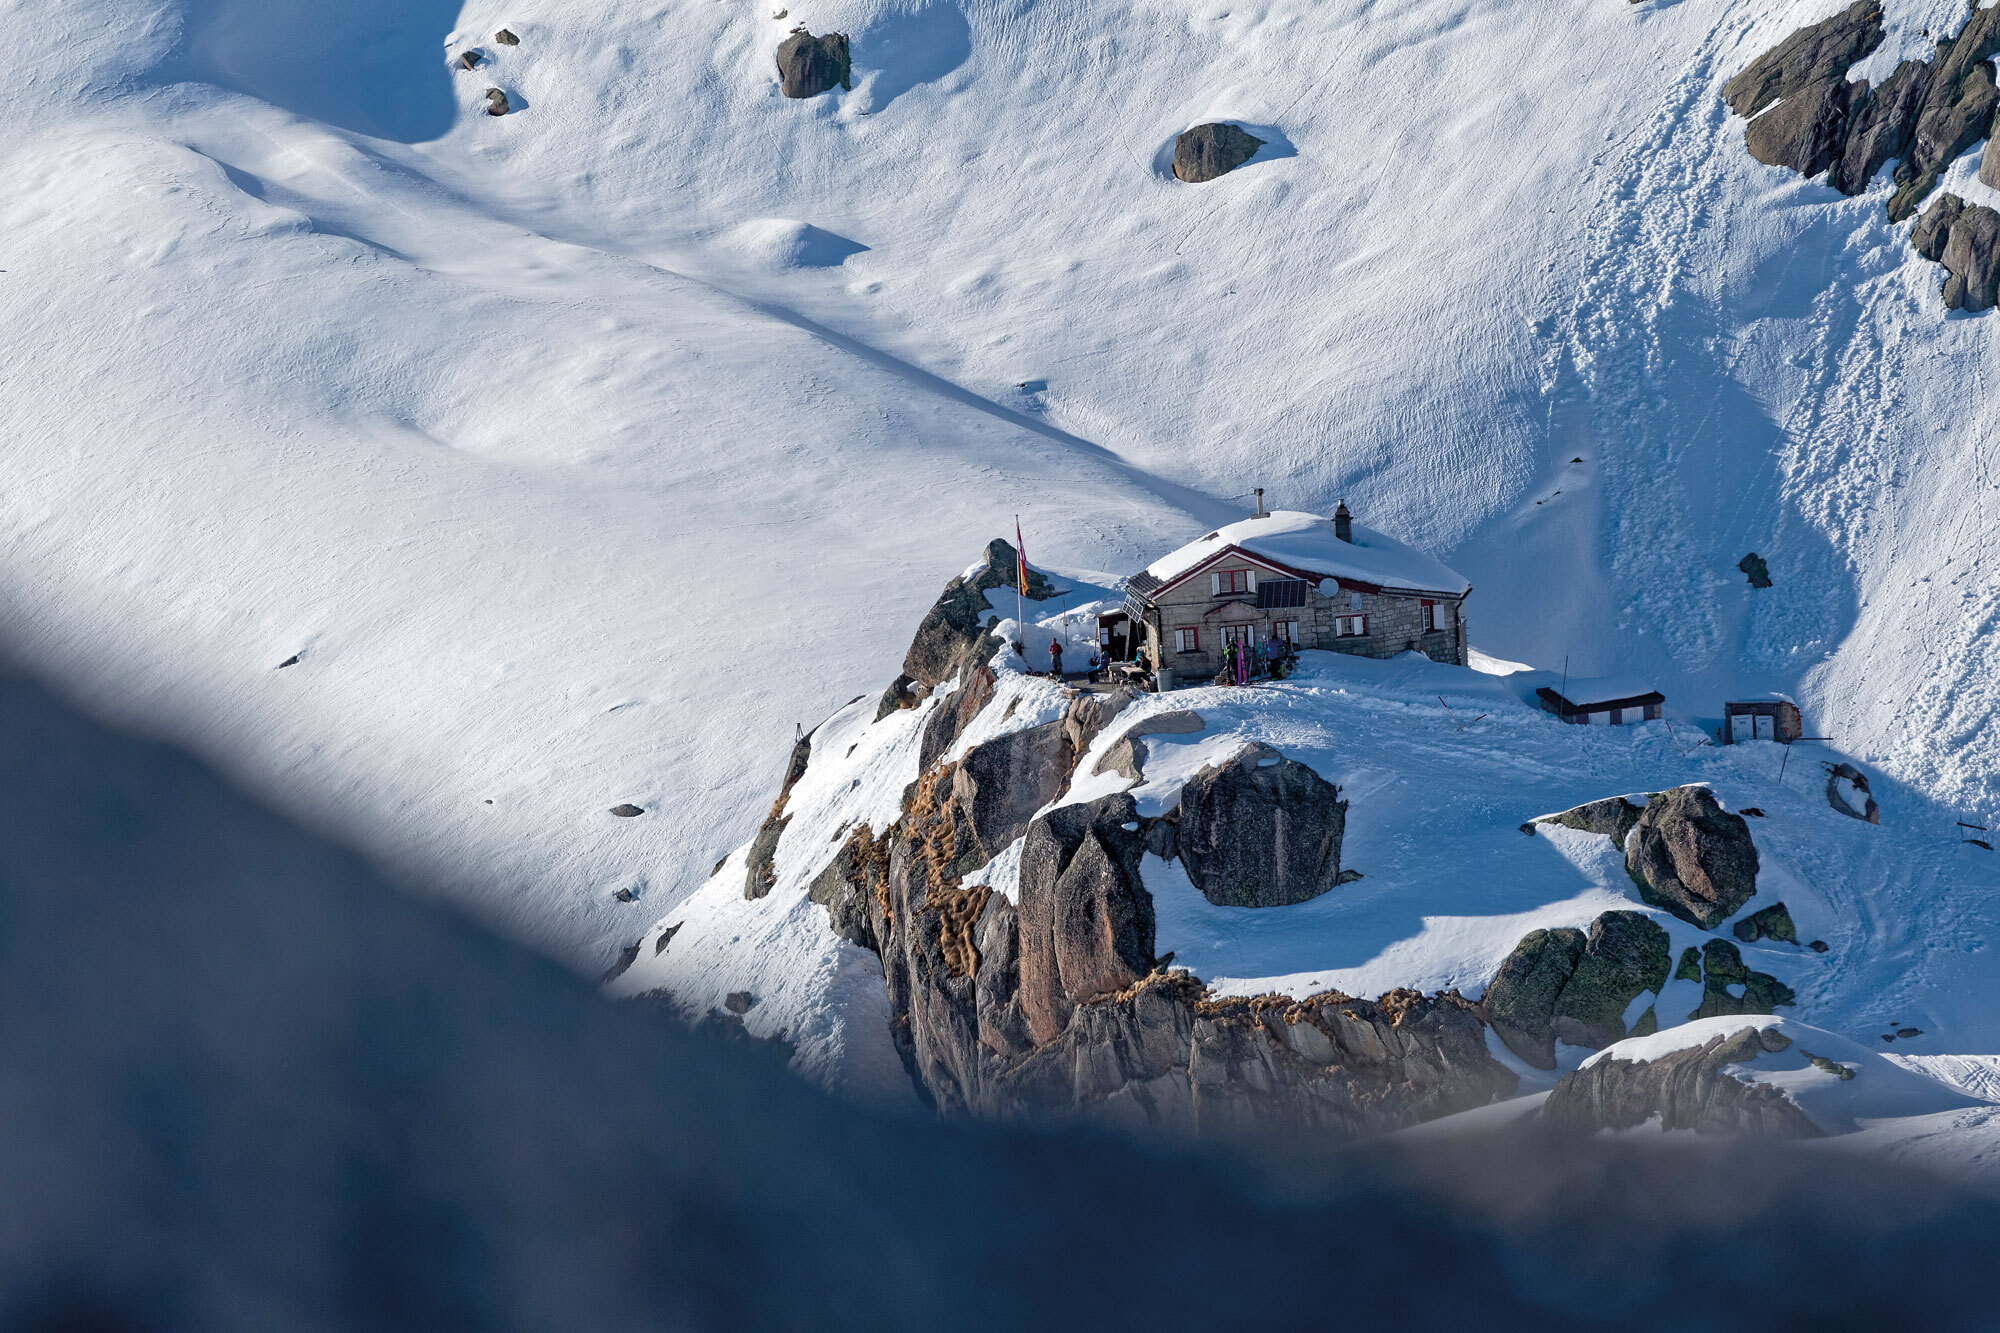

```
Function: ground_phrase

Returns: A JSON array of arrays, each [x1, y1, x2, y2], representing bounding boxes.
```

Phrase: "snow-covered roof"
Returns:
[[1544, 675, 1663, 708], [1137, 510, 1471, 597]]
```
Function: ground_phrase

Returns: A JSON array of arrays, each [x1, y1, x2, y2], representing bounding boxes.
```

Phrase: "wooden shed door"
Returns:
[[1730, 714, 1754, 743], [1753, 714, 1775, 741]]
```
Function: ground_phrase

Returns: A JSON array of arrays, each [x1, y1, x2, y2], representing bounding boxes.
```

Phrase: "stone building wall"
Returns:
[[1144, 560, 1466, 678]]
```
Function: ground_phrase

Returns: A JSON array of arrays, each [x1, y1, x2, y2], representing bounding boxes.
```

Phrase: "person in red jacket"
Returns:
[[1048, 638, 1064, 679]]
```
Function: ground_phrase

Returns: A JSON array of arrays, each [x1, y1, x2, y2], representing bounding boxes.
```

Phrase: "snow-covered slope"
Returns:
[[1, 0, 1996, 983]]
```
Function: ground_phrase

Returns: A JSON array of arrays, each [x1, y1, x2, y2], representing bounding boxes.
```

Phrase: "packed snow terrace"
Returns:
[[616, 538, 2000, 1153]]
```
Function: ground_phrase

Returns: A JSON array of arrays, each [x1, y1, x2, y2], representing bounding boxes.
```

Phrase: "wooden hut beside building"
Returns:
[[1535, 676, 1665, 726], [1724, 695, 1803, 744]]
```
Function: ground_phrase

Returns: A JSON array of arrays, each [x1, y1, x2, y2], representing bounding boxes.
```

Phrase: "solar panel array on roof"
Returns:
[[1255, 578, 1308, 609]]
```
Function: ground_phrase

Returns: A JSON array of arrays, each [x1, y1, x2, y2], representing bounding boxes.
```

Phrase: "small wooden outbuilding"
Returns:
[[1535, 676, 1665, 726], [1724, 695, 1802, 744]]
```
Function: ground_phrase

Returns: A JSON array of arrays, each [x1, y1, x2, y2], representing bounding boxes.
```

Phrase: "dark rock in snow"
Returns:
[[1176, 743, 1347, 908], [276, 654, 300, 669], [494, 27, 519, 45], [1738, 552, 1773, 588], [1898, 1026, 1924, 1038], [918, 666, 996, 770], [1062, 686, 1140, 756], [1830, 58, 1933, 193], [1014, 794, 1155, 1045], [776, 30, 851, 98], [485, 88, 510, 116], [1691, 938, 1797, 1019], [725, 991, 758, 1015], [610, 803, 645, 818], [1810, 939, 1830, 953], [1913, 191, 1966, 260], [1485, 911, 1671, 1068], [1484, 927, 1586, 1070], [1887, 53, 2000, 222], [599, 941, 642, 985], [743, 815, 788, 900], [1545, 1024, 1822, 1138], [808, 825, 885, 950], [654, 921, 682, 954], [1675, 946, 1704, 983], [876, 673, 919, 722], [1733, 902, 1799, 945], [1937, 202, 2000, 311], [459, 50, 482, 70], [1722, 0, 1882, 118], [1173, 123, 1267, 183], [952, 720, 1072, 859], [1532, 794, 1645, 845], [1744, 75, 1860, 176], [1625, 786, 1760, 930], [901, 538, 1055, 690]]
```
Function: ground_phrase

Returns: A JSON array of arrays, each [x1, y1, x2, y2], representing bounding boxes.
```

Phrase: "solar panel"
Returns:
[[1256, 578, 1308, 609]]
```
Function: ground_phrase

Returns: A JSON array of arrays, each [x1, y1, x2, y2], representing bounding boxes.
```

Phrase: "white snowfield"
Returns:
[[2, 0, 1999, 1144]]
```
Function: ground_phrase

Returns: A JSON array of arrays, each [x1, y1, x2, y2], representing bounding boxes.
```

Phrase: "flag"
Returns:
[[1015, 518, 1028, 596]]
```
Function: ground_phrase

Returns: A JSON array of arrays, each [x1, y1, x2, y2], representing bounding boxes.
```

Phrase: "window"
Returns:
[[1274, 619, 1299, 644], [1223, 623, 1254, 646], [1210, 568, 1254, 596], [1173, 627, 1200, 654], [1334, 615, 1367, 637], [1421, 600, 1437, 632]]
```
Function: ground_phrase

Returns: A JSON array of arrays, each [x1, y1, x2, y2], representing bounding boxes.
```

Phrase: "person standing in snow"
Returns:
[[1048, 638, 1064, 680], [1264, 630, 1289, 679], [1221, 640, 1238, 685]]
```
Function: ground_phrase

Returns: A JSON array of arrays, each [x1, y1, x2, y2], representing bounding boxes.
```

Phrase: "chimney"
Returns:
[[1333, 501, 1353, 543], [1252, 488, 1267, 518]]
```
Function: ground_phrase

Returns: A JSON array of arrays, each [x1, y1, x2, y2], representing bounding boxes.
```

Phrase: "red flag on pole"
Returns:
[[1015, 518, 1028, 595]]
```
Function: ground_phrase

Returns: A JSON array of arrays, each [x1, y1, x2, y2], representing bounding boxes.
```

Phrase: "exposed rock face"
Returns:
[[1733, 902, 1799, 946], [900, 538, 1055, 690], [1530, 794, 1644, 845], [952, 720, 1073, 858], [1726, 0, 2000, 301], [1090, 708, 1206, 783], [1485, 911, 1671, 1069], [1176, 744, 1348, 908], [809, 824, 886, 949], [1173, 123, 1267, 183], [1544, 1025, 1822, 1138], [1062, 686, 1139, 756], [776, 30, 851, 98], [1015, 794, 1155, 1045], [1738, 552, 1773, 589], [744, 729, 813, 899], [815, 714, 1515, 1138], [494, 28, 519, 45], [918, 666, 996, 770], [1722, 0, 1882, 118], [1691, 939, 1797, 1018], [1830, 58, 1933, 193], [1889, 58, 2000, 221], [1624, 786, 1760, 930], [1744, 75, 1859, 176], [484, 88, 510, 116]]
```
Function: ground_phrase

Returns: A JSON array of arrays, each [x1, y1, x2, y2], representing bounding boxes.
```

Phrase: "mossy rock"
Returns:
[[1675, 946, 1703, 983], [1690, 938, 1796, 1019], [1733, 902, 1798, 945]]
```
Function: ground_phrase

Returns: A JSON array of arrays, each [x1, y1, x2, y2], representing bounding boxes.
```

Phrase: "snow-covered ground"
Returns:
[[2, 0, 1997, 1028]]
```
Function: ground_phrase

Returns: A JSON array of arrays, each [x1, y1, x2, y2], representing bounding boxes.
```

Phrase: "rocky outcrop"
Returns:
[[1829, 58, 1933, 193], [1061, 686, 1140, 756], [1173, 123, 1267, 183], [1091, 708, 1205, 783], [484, 88, 510, 116], [1726, 0, 2000, 302], [1691, 939, 1797, 1018], [918, 666, 996, 769], [1738, 552, 1773, 588], [809, 824, 887, 949], [900, 538, 1056, 690], [1527, 794, 1644, 844], [1014, 794, 1155, 1044], [1733, 901, 1799, 945], [1722, 0, 1881, 119], [1543, 1025, 1822, 1138], [1744, 75, 1860, 176], [952, 720, 1073, 858], [776, 30, 851, 98], [821, 750, 1514, 1138], [744, 729, 814, 899], [1485, 911, 1671, 1069], [1176, 744, 1349, 907], [1625, 786, 1760, 930]]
